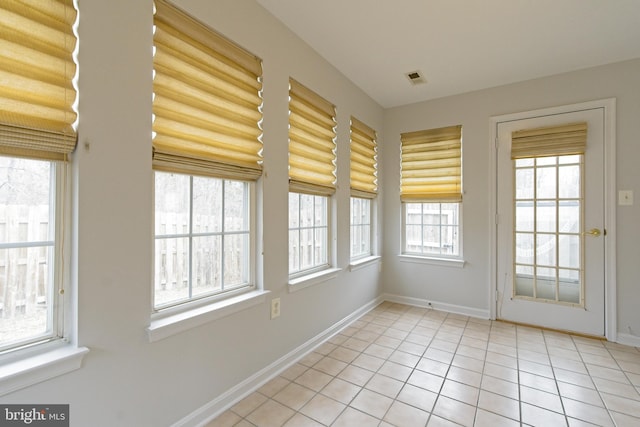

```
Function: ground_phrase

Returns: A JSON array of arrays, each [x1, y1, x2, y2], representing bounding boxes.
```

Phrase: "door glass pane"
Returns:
[[535, 266, 556, 300], [515, 168, 534, 199], [559, 165, 580, 198], [558, 269, 580, 303], [559, 234, 580, 268], [515, 202, 534, 231], [536, 234, 556, 266], [536, 167, 556, 199], [515, 233, 534, 264], [536, 201, 556, 233], [515, 265, 534, 297], [559, 201, 580, 233]]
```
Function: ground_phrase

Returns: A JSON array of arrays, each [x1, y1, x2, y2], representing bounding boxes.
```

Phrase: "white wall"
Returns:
[[1, 1, 384, 426], [382, 58, 640, 341]]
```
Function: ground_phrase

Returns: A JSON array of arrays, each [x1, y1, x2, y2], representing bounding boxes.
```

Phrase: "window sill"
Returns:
[[399, 254, 466, 268], [288, 267, 342, 293], [147, 290, 270, 342], [0, 342, 89, 397], [349, 255, 381, 272]]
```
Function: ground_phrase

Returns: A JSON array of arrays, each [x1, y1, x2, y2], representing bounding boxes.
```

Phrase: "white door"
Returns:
[[496, 107, 605, 336]]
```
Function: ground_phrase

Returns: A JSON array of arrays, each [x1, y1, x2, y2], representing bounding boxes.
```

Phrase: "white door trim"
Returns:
[[489, 98, 617, 341]]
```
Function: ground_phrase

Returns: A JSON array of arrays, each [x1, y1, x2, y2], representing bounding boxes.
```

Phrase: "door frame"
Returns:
[[489, 98, 617, 341]]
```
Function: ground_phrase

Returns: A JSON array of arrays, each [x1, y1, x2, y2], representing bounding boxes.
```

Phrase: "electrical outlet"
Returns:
[[271, 298, 281, 319]]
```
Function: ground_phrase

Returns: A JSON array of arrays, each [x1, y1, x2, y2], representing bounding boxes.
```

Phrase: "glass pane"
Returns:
[[405, 203, 422, 225], [441, 203, 459, 225], [154, 237, 190, 306], [314, 227, 328, 265], [515, 158, 534, 167], [559, 155, 580, 165], [514, 265, 534, 297], [515, 168, 534, 200], [288, 193, 299, 228], [289, 230, 299, 272], [0, 246, 53, 348], [300, 228, 314, 270], [423, 203, 440, 225], [360, 198, 371, 224], [536, 234, 556, 266], [0, 158, 52, 244], [224, 180, 248, 232], [192, 235, 222, 297], [559, 201, 580, 233], [192, 176, 222, 233], [536, 201, 556, 233], [558, 165, 580, 199], [423, 225, 439, 252], [559, 234, 580, 268], [155, 173, 190, 236], [558, 269, 580, 303], [314, 195, 327, 227], [300, 194, 313, 227], [405, 225, 422, 252], [515, 202, 534, 232], [536, 167, 556, 199], [223, 233, 249, 287], [535, 266, 556, 300], [441, 226, 457, 255], [536, 157, 556, 166], [515, 233, 534, 264]]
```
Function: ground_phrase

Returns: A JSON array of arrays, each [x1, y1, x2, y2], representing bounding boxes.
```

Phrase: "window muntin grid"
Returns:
[[513, 155, 584, 305]]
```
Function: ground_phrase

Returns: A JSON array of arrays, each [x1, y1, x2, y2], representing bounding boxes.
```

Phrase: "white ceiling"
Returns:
[[255, 0, 640, 108]]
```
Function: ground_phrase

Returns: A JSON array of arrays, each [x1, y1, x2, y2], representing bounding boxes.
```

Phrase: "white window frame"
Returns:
[[148, 172, 267, 342], [287, 192, 340, 292], [401, 201, 464, 266], [0, 158, 87, 396], [350, 196, 373, 260], [288, 192, 331, 278]]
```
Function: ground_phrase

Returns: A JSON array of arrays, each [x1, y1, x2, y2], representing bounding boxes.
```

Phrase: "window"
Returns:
[[154, 173, 251, 308], [350, 117, 377, 261], [288, 193, 328, 275], [0, 158, 63, 353], [152, 1, 263, 311], [0, 0, 78, 357], [400, 125, 462, 258], [404, 202, 460, 256], [288, 79, 336, 278], [350, 197, 371, 258]]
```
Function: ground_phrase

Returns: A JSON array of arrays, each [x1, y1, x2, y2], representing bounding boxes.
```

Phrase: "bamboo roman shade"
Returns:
[[153, 0, 263, 180], [511, 122, 587, 159], [400, 125, 462, 202], [350, 117, 377, 198], [0, 0, 78, 161], [288, 79, 336, 195]]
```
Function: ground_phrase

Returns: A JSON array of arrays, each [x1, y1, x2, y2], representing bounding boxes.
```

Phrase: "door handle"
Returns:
[[583, 228, 601, 237]]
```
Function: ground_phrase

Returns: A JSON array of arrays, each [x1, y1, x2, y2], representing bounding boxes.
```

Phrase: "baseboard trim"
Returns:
[[382, 293, 490, 320], [171, 295, 385, 427], [616, 332, 640, 348]]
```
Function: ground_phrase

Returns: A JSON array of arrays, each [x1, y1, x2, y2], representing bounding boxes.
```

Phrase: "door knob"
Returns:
[[583, 228, 601, 237]]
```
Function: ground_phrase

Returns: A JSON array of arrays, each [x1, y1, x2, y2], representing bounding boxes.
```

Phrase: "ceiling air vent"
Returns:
[[405, 70, 426, 85]]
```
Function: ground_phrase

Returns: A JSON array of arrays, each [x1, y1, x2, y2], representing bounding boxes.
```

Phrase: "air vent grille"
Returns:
[[405, 70, 426, 85]]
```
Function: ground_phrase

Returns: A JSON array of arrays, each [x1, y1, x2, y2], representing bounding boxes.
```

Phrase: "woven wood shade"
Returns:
[[153, 0, 263, 180], [0, 0, 78, 161], [511, 122, 587, 159], [288, 78, 336, 195], [350, 117, 377, 198], [400, 125, 462, 202]]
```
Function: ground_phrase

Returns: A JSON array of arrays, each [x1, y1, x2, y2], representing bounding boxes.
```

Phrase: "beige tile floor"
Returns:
[[207, 302, 640, 427]]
